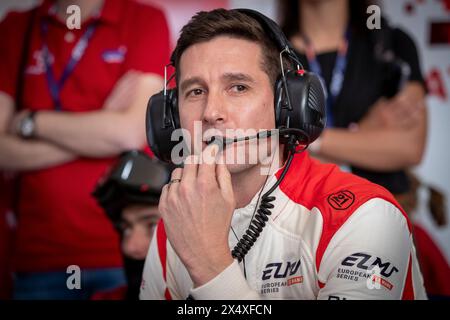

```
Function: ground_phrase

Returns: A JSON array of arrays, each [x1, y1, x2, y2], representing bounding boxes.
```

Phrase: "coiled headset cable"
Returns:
[[231, 135, 304, 262]]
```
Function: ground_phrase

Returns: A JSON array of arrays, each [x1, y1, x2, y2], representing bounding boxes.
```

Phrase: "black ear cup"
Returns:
[[146, 88, 180, 163], [275, 71, 327, 145]]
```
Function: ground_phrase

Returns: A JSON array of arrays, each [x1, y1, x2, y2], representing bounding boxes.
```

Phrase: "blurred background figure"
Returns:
[[0, 0, 169, 299], [92, 150, 172, 300], [279, 0, 427, 194], [277, 0, 447, 298], [0, 172, 15, 300], [400, 172, 450, 299]]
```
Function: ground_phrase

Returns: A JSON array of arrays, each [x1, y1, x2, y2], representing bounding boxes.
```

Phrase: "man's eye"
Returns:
[[230, 84, 247, 93], [122, 226, 132, 236], [187, 88, 204, 97]]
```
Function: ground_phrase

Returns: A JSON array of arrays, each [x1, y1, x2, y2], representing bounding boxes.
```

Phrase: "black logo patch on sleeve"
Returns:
[[327, 190, 355, 210]]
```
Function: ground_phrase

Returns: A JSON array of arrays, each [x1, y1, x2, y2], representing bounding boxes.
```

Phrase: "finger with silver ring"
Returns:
[[168, 167, 183, 190], [169, 179, 181, 185]]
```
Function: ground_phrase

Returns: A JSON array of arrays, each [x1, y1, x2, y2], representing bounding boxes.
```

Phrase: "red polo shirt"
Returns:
[[0, 0, 170, 272]]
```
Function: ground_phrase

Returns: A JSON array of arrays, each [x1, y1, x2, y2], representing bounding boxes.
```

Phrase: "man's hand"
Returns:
[[318, 82, 427, 171], [158, 144, 236, 288], [359, 94, 424, 131]]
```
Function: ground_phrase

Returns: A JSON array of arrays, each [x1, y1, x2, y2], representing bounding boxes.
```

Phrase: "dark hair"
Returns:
[[172, 9, 286, 88], [278, 0, 378, 40]]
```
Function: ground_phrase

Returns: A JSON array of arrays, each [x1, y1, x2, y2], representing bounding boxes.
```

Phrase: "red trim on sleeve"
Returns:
[[164, 288, 172, 300], [402, 255, 415, 300], [156, 220, 172, 300]]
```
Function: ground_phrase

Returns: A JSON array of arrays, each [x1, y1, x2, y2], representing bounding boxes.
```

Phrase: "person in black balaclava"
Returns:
[[93, 150, 172, 300]]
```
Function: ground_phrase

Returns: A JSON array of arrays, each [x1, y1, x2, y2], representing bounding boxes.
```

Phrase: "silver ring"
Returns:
[[169, 179, 181, 185]]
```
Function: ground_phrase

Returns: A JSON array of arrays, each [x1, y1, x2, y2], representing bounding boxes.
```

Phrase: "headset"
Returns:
[[146, 8, 327, 163], [145, 9, 327, 266]]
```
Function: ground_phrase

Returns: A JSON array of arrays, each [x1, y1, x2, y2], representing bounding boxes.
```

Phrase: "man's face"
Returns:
[[178, 36, 276, 173], [119, 205, 160, 260]]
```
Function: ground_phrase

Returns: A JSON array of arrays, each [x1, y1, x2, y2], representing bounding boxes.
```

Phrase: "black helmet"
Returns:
[[93, 150, 172, 223]]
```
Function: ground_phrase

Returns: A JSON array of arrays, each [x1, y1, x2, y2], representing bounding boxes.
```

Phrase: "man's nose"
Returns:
[[202, 91, 227, 125], [123, 230, 149, 260]]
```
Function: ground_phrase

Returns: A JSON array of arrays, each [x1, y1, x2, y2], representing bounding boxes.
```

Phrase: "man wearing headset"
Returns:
[[140, 9, 426, 300]]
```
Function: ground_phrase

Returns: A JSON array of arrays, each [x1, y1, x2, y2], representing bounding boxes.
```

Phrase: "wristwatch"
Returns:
[[19, 111, 37, 139]]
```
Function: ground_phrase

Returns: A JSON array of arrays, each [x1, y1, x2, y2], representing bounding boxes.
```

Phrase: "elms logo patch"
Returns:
[[337, 252, 399, 291], [262, 260, 301, 281], [260, 260, 303, 295], [327, 190, 355, 210]]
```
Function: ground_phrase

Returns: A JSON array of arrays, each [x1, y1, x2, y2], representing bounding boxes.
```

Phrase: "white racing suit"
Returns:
[[140, 152, 427, 300]]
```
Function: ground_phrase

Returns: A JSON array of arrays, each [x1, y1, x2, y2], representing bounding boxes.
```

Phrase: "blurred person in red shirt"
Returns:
[[0, 172, 15, 299], [0, 0, 170, 299]]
